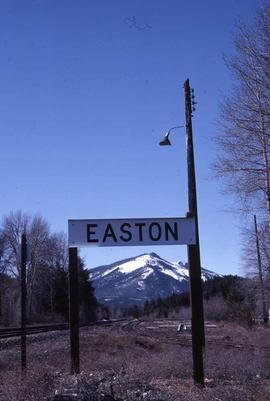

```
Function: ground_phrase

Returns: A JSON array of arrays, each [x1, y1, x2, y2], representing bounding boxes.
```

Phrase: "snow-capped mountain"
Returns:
[[90, 253, 218, 308]]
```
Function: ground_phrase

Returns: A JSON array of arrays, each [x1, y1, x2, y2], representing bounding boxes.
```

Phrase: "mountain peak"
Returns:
[[148, 252, 161, 259], [90, 253, 218, 309]]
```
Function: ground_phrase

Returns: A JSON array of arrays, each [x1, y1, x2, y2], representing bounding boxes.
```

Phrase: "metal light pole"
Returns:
[[159, 78, 205, 386]]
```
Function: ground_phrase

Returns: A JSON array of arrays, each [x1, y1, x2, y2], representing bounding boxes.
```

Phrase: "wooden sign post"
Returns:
[[68, 246, 80, 374]]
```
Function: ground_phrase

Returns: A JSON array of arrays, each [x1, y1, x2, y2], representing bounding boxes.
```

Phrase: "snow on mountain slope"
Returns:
[[90, 253, 218, 308]]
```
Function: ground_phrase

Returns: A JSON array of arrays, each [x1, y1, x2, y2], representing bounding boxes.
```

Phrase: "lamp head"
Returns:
[[159, 131, 171, 146]]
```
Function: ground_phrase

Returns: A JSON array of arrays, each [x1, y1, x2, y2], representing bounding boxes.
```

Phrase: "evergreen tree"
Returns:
[[78, 258, 98, 323]]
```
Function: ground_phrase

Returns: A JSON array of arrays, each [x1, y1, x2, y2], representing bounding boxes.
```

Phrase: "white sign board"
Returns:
[[68, 217, 196, 248]]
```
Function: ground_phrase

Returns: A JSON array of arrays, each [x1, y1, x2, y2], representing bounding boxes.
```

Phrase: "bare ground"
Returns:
[[1, 319, 270, 401]]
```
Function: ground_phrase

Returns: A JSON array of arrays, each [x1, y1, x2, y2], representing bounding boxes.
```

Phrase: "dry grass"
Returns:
[[1, 320, 270, 400]]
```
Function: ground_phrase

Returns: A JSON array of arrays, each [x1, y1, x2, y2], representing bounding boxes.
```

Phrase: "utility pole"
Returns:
[[21, 232, 27, 370], [254, 215, 268, 323], [184, 79, 205, 386]]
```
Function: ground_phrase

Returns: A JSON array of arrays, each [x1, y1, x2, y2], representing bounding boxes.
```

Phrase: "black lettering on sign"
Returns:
[[134, 223, 146, 241], [87, 224, 98, 243], [103, 224, 117, 242], [165, 222, 178, 241], [149, 222, 161, 241], [120, 223, 132, 242]]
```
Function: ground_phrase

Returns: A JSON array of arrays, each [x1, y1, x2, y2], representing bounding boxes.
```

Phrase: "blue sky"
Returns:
[[0, 0, 260, 275]]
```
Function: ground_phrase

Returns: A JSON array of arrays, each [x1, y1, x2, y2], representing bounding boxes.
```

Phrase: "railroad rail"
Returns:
[[0, 323, 69, 339], [0, 319, 119, 339]]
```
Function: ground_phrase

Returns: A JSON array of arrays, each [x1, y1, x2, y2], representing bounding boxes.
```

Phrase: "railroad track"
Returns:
[[0, 323, 69, 339], [2, 319, 269, 355], [0, 319, 124, 339], [120, 319, 270, 354]]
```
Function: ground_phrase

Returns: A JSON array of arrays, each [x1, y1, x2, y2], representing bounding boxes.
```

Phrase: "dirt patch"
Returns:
[[1, 319, 270, 400]]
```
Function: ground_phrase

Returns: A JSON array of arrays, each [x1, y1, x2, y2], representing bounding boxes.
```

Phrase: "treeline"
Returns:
[[123, 292, 190, 319], [124, 275, 257, 324], [0, 211, 107, 326]]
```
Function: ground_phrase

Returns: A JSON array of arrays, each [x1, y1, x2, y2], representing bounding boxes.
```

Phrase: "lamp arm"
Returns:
[[168, 125, 185, 134]]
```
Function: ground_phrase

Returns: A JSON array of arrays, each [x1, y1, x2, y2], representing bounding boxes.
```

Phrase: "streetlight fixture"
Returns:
[[159, 79, 205, 386], [159, 126, 184, 146]]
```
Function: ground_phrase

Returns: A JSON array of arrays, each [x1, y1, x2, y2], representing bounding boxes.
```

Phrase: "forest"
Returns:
[[0, 211, 109, 326], [123, 275, 258, 324]]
